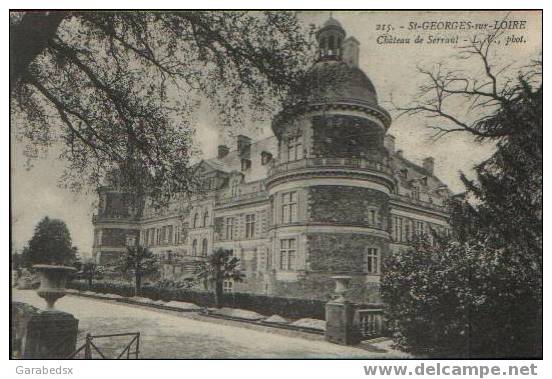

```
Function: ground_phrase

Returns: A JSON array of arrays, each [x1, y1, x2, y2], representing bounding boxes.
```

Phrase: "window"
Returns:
[[279, 239, 296, 270], [368, 209, 378, 227], [142, 230, 148, 246], [175, 225, 180, 244], [393, 216, 403, 242], [414, 220, 425, 236], [149, 228, 155, 246], [223, 280, 233, 293], [231, 180, 239, 197], [167, 225, 173, 244], [203, 211, 209, 227], [241, 159, 251, 171], [245, 214, 256, 239], [225, 217, 235, 240], [201, 238, 208, 256], [286, 135, 303, 162], [411, 186, 420, 200], [193, 213, 199, 228], [192, 239, 197, 256], [126, 234, 136, 247], [281, 191, 298, 224], [365, 248, 379, 274]]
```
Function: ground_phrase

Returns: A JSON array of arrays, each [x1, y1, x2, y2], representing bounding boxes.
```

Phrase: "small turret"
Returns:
[[316, 16, 346, 60]]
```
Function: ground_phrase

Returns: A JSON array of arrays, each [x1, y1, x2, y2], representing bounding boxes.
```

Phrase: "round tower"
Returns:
[[266, 17, 394, 303]]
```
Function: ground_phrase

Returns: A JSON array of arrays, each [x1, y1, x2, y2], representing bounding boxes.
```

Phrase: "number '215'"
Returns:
[[375, 24, 393, 32]]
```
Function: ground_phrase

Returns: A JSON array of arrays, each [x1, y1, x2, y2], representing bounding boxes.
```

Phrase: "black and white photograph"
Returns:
[[8, 6, 543, 368]]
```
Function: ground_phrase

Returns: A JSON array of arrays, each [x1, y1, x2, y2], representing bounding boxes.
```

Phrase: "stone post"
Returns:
[[12, 302, 79, 359], [325, 276, 360, 345], [12, 265, 80, 359]]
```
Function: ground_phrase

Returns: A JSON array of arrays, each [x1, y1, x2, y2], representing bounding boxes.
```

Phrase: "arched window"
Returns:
[[193, 213, 199, 228], [192, 239, 197, 256], [201, 238, 208, 256], [203, 211, 209, 227]]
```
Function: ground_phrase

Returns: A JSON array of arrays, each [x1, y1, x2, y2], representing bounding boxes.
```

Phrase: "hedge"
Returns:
[[68, 280, 327, 320]]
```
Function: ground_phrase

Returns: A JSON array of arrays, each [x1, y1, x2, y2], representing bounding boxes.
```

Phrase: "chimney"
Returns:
[[423, 157, 435, 175], [384, 134, 395, 154], [217, 145, 230, 159], [342, 36, 360, 68], [237, 135, 252, 158]]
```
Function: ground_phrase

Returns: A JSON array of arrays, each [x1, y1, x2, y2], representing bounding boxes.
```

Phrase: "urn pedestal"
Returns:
[[325, 275, 361, 345], [33, 264, 76, 310], [13, 265, 81, 358]]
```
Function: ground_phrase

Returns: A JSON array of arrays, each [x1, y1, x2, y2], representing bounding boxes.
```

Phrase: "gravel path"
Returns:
[[13, 290, 408, 359]]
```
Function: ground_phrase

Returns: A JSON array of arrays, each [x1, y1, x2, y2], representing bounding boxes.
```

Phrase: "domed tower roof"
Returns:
[[274, 17, 390, 135], [298, 59, 378, 106]]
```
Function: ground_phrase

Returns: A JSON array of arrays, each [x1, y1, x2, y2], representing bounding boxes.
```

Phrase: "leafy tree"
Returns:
[[384, 31, 542, 357], [382, 238, 540, 358], [26, 216, 77, 266], [195, 248, 244, 308], [10, 11, 313, 203], [115, 245, 159, 295]]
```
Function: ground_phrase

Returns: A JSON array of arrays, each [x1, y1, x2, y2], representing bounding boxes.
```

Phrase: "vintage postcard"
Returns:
[[9, 9, 542, 364]]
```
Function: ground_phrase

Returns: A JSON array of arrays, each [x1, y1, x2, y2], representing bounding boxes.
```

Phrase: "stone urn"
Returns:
[[33, 265, 76, 310], [332, 275, 352, 303]]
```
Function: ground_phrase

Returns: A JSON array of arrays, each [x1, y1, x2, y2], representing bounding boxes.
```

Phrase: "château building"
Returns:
[[92, 17, 452, 303]]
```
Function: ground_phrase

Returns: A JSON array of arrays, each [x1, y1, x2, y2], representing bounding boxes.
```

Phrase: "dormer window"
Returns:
[[241, 159, 251, 171], [400, 168, 408, 179], [261, 151, 273, 165], [411, 186, 420, 200]]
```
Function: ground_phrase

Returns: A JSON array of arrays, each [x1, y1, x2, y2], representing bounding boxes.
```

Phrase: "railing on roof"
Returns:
[[390, 193, 448, 212], [268, 157, 394, 177]]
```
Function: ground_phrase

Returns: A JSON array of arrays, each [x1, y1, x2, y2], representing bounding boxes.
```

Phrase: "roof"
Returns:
[[285, 60, 379, 108]]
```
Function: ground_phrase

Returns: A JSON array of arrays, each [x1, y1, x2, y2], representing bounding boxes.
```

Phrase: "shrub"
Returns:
[[381, 239, 541, 358], [68, 280, 328, 319]]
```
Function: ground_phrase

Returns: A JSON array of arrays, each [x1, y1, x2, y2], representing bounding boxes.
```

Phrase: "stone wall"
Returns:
[[311, 115, 385, 160], [100, 228, 139, 247], [269, 271, 381, 304], [307, 185, 389, 227]]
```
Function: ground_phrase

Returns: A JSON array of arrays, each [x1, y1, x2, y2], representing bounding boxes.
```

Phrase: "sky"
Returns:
[[10, 10, 542, 257]]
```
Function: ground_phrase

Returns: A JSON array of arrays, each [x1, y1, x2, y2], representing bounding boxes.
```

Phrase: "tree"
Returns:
[[80, 260, 104, 289], [115, 245, 159, 295], [10, 11, 313, 203], [384, 29, 542, 357], [195, 248, 244, 308], [26, 216, 77, 266], [382, 237, 540, 358]]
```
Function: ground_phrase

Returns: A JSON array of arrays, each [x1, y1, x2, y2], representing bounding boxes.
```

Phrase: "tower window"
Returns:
[[281, 191, 298, 223], [286, 135, 303, 162], [201, 238, 208, 256], [365, 248, 379, 274], [280, 238, 297, 270]]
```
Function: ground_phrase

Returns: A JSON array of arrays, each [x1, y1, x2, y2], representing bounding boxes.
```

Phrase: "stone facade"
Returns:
[[91, 18, 452, 304]]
